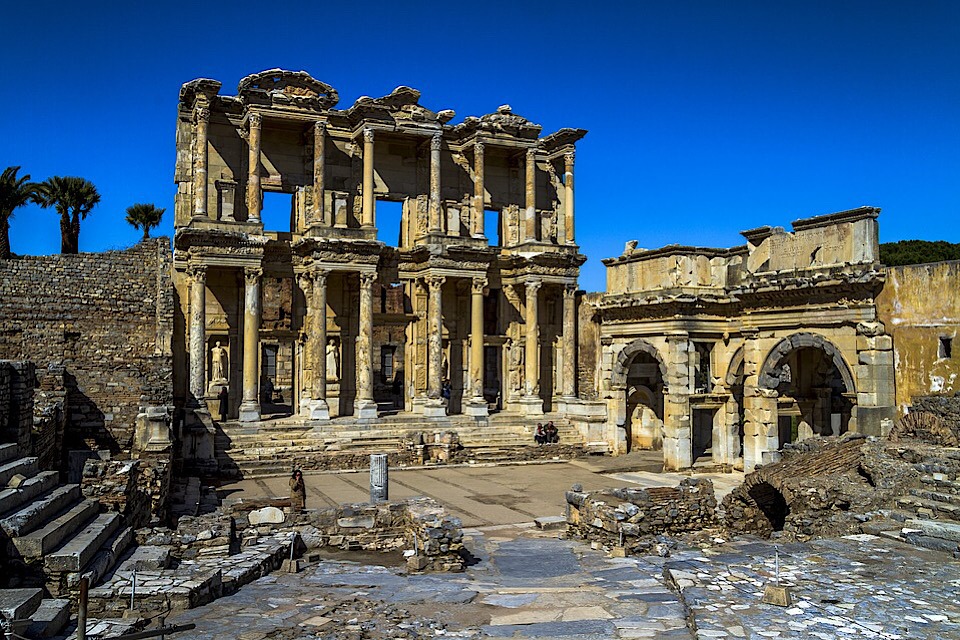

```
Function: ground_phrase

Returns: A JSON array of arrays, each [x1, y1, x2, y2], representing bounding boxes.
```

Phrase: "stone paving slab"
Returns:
[[665, 533, 960, 639]]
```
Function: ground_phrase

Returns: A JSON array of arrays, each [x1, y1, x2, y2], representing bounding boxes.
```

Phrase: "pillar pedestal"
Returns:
[[308, 399, 331, 421], [423, 400, 447, 418]]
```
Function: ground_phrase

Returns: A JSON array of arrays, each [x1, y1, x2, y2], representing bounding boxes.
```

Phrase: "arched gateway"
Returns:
[[611, 339, 667, 453]]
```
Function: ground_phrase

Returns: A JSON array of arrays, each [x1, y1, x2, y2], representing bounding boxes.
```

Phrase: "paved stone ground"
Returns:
[[168, 524, 693, 640], [665, 533, 960, 639], [219, 454, 741, 528]]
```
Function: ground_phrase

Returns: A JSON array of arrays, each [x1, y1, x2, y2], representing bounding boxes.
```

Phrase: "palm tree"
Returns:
[[0, 166, 39, 259], [35, 176, 101, 254], [125, 203, 166, 240]]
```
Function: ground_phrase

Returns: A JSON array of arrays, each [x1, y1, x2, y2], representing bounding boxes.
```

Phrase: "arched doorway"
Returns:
[[758, 333, 856, 447], [748, 481, 789, 532], [612, 339, 667, 452]]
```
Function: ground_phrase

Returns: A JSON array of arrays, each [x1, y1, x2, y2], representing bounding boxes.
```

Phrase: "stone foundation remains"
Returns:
[[565, 478, 718, 551]]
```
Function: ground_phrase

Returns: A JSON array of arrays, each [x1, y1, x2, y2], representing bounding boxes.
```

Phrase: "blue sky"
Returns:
[[1, 1, 957, 292]]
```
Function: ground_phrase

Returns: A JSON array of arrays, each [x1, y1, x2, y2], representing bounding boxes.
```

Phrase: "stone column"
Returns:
[[246, 113, 262, 224], [424, 275, 446, 417], [524, 148, 537, 243], [296, 272, 313, 417], [312, 121, 326, 226], [354, 271, 378, 418], [429, 132, 443, 233], [238, 267, 262, 422], [193, 107, 210, 219], [564, 151, 575, 245], [187, 265, 207, 408], [561, 284, 577, 399], [361, 128, 375, 229], [520, 279, 543, 415], [310, 270, 330, 420], [473, 141, 485, 238], [465, 277, 488, 417]]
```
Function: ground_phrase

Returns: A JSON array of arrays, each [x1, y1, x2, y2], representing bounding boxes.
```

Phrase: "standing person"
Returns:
[[217, 386, 229, 422], [289, 469, 306, 511]]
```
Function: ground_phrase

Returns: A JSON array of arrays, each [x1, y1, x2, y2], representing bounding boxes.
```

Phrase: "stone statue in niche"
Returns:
[[210, 341, 228, 382], [508, 338, 524, 393], [326, 338, 340, 382]]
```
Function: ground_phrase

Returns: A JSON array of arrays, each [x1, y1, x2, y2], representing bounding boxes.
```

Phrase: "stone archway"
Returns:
[[747, 481, 789, 532], [612, 339, 667, 453], [758, 332, 856, 444]]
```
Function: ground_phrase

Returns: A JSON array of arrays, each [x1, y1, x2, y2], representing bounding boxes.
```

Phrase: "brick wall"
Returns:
[[0, 240, 174, 452]]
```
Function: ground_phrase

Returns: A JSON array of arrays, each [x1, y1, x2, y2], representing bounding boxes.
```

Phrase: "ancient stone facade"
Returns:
[[591, 207, 897, 471], [0, 241, 174, 452], [876, 260, 960, 413], [173, 70, 586, 422]]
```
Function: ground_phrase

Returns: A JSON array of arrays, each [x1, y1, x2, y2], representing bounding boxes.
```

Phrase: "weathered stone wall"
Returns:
[[0, 240, 174, 452], [909, 396, 960, 437], [577, 292, 601, 401], [876, 260, 960, 414], [566, 478, 717, 548], [0, 361, 34, 454], [33, 365, 67, 471]]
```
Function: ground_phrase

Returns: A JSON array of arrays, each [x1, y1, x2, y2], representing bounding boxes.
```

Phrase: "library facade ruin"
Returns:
[[173, 70, 586, 424]]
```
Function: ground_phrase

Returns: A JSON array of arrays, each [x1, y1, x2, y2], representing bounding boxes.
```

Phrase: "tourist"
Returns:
[[289, 469, 306, 511], [534, 423, 545, 445], [545, 421, 559, 444], [217, 386, 228, 422]]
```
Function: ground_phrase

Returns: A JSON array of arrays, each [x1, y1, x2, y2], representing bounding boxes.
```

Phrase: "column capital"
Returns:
[[359, 271, 377, 288], [314, 120, 326, 135], [244, 266, 262, 284], [563, 282, 577, 298], [474, 140, 484, 155], [186, 264, 207, 284], [425, 275, 446, 292], [564, 150, 575, 166], [363, 127, 375, 143], [248, 112, 262, 128], [430, 131, 443, 151], [296, 271, 313, 287], [312, 268, 330, 287], [471, 277, 488, 294], [195, 107, 210, 123], [525, 278, 542, 294]]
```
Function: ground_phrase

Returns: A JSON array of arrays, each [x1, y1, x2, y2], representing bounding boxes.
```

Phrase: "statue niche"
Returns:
[[209, 339, 228, 384], [326, 338, 341, 382]]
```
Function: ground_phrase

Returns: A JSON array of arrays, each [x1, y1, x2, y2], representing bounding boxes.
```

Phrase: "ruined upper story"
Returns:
[[600, 207, 884, 309], [174, 69, 586, 263]]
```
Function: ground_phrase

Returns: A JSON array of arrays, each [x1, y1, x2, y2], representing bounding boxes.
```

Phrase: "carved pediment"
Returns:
[[179, 78, 222, 108], [455, 105, 542, 139], [237, 69, 339, 109], [349, 86, 454, 124]]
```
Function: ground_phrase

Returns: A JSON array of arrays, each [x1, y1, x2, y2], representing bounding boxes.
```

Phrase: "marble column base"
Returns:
[[553, 396, 580, 414], [409, 396, 427, 415], [308, 399, 331, 421], [463, 398, 489, 417], [423, 399, 447, 418], [238, 400, 261, 423], [518, 395, 544, 415], [354, 399, 378, 419]]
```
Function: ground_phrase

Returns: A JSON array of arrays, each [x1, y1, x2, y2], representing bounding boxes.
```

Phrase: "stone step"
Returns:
[[896, 496, 960, 522], [0, 470, 59, 517], [909, 487, 960, 507], [920, 475, 960, 494], [1, 484, 81, 537], [45, 512, 122, 573], [905, 518, 960, 543], [0, 587, 43, 622], [0, 456, 38, 486], [24, 598, 71, 638], [0, 443, 19, 464], [11, 499, 100, 560], [66, 525, 134, 596]]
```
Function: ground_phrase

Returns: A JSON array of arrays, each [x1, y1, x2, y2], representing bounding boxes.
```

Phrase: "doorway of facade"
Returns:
[[483, 345, 502, 411], [624, 351, 665, 452], [692, 408, 716, 463]]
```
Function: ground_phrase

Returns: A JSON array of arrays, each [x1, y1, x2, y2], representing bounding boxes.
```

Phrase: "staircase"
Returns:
[[213, 412, 587, 479], [865, 449, 960, 556], [0, 588, 71, 639], [0, 442, 133, 613]]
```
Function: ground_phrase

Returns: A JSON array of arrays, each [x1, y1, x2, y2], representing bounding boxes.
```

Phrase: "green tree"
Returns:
[[125, 203, 166, 240], [0, 166, 39, 259], [879, 240, 960, 266], [35, 176, 101, 254]]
